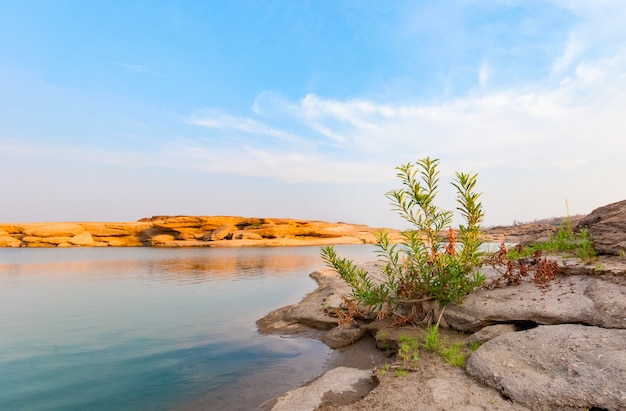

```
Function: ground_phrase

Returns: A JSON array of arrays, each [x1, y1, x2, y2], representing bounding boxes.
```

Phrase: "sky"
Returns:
[[1, 0, 625, 229]]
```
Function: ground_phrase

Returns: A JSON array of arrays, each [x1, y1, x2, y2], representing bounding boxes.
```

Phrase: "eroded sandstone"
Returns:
[[0, 217, 401, 248]]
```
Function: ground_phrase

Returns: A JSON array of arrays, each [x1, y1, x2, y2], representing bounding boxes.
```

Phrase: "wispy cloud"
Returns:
[[187, 110, 307, 145], [178, 43, 626, 183], [478, 61, 490, 91], [551, 35, 581, 74]]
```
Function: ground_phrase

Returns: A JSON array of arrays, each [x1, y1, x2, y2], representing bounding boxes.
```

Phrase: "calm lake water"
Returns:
[[0, 245, 377, 411]]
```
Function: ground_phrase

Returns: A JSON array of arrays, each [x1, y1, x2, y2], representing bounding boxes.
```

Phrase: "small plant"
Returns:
[[423, 325, 441, 352], [485, 245, 561, 289], [394, 369, 409, 377], [469, 341, 483, 351], [321, 157, 486, 326], [619, 250, 626, 257], [397, 334, 420, 369], [506, 211, 596, 262], [376, 363, 391, 377], [486, 204, 598, 289], [441, 342, 466, 367], [576, 228, 596, 261]]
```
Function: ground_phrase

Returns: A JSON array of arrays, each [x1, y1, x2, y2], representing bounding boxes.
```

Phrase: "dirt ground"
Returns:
[[315, 328, 531, 411]]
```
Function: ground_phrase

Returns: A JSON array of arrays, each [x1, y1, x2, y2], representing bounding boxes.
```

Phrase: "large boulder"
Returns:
[[321, 326, 367, 349], [575, 199, 626, 255], [0, 234, 21, 247], [69, 231, 94, 246], [466, 324, 626, 411], [150, 234, 176, 246], [21, 235, 72, 246], [444, 275, 626, 332], [202, 224, 235, 241], [22, 223, 85, 237], [80, 222, 152, 237]]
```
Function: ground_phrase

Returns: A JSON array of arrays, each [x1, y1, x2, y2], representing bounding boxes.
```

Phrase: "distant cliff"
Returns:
[[0, 216, 402, 248]]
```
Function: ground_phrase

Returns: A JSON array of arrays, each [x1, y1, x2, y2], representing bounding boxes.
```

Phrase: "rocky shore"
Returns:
[[0, 216, 402, 248], [258, 200, 626, 411]]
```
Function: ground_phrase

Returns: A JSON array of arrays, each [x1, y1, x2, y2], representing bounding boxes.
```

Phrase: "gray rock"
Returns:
[[269, 367, 373, 411], [575, 199, 626, 255], [322, 326, 367, 349], [465, 324, 517, 345], [444, 275, 626, 332], [257, 268, 353, 332], [466, 324, 626, 411]]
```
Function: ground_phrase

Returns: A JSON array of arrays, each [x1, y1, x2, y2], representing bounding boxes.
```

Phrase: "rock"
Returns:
[[465, 324, 517, 345], [0, 216, 400, 248], [69, 231, 94, 246], [444, 275, 626, 332], [203, 224, 234, 241], [575, 199, 626, 255], [466, 324, 626, 411], [21, 235, 72, 246], [149, 215, 242, 231], [257, 269, 353, 333], [22, 223, 85, 237], [0, 225, 21, 234], [320, 352, 531, 411], [322, 326, 367, 349], [269, 367, 373, 411], [150, 234, 176, 245], [231, 230, 264, 240], [0, 235, 21, 247], [483, 223, 558, 244], [92, 236, 143, 247], [81, 222, 152, 237], [107, 237, 143, 247], [243, 224, 284, 239]]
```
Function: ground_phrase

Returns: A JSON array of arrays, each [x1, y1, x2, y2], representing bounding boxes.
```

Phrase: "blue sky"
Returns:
[[1, 1, 625, 228]]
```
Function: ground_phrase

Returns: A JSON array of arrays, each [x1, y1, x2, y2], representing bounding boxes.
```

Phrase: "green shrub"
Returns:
[[441, 342, 466, 367], [321, 157, 486, 324], [423, 325, 441, 352], [507, 224, 596, 261]]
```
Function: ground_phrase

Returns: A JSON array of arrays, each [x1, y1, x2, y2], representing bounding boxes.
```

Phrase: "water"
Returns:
[[0, 245, 376, 411]]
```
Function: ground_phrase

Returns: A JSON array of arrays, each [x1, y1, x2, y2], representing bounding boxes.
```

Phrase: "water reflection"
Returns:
[[0, 245, 376, 411], [0, 246, 375, 284]]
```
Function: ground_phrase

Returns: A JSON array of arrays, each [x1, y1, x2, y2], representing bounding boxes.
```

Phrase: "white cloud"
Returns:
[[551, 35, 582, 74], [165, 41, 626, 187], [478, 61, 490, 90]]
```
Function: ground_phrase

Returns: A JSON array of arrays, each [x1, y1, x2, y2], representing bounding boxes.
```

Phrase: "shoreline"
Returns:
[[0, 215, 564, 249], [251, 250, 626, 410], [173, 336, 388, 411]]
